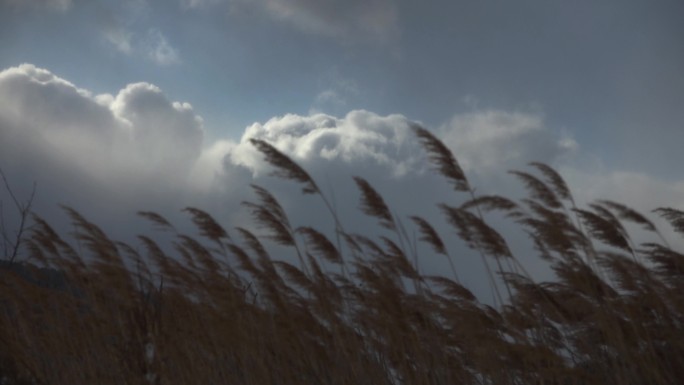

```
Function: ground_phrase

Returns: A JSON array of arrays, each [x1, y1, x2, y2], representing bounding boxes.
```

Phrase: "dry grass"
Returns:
[[1, 127, 684, 384]]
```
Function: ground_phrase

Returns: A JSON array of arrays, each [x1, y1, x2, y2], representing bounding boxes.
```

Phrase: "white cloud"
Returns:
[[0, 65, 578, 239], [4, 63, 683, 300], [231, 0, 399, 42], [229, 111, 422, 179], [0, 64, 202, 200]]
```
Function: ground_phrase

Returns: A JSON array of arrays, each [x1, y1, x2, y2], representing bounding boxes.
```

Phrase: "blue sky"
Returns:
[[1, 0, 683, 298]]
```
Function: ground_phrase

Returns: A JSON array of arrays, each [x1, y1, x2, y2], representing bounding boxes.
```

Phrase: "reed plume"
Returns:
[[1, 128, 683, 385]]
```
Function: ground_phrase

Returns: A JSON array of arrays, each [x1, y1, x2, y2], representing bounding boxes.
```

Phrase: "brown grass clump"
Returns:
[[1, 126, 684, 384]]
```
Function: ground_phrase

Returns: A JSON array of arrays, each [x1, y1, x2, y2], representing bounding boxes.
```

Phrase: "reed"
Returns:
[[1, 126, 682, 385]]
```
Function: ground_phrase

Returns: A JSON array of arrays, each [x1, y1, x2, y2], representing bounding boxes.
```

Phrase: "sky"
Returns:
[[1, 0, 683, 299]]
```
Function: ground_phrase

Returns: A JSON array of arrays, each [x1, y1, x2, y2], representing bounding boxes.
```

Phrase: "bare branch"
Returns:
[[0, 168, 37, 263]]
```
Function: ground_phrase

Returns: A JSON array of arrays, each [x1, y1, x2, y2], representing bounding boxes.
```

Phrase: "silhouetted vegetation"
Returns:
[[1, 127, 683, 384]]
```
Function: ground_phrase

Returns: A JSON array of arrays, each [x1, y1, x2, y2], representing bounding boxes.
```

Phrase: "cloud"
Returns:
[[143, 29, 180, 66], [310, 69, 360, 116], [560, 167, 684, 252], [0, 64, 575, 241], [103, 28, 180, 66], [1, 66, 571, 203], [208, 108, 584, 295], [439, 110, 578, 175], [231, 0, 399, 42], [0, 64, 202, 208], [229, 111, 422, 180], [7, 63, 682, 299], [561, 165, 684, 217], [104, 27, 134, 54], [98, 2, 179, 67], [312, 90, 345, 110]]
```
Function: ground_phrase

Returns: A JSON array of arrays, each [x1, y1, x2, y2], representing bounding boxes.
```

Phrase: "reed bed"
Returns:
[[1, 126, 683, 384]]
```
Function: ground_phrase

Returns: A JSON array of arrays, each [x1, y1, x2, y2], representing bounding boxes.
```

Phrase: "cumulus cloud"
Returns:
[[230, 111, 422, 178], [204, 108, 584, 295], [0, 64, 203, 205], [9, 63, 682, 298], [0, 64, 578, 237], [230, 0, 399, 42]]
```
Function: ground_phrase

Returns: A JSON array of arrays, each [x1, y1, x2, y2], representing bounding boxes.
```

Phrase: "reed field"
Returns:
[[1, 126, 683, 384]]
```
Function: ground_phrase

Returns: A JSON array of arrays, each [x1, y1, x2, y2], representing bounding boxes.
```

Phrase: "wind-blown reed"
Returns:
[[1, 126, 683, 385]]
